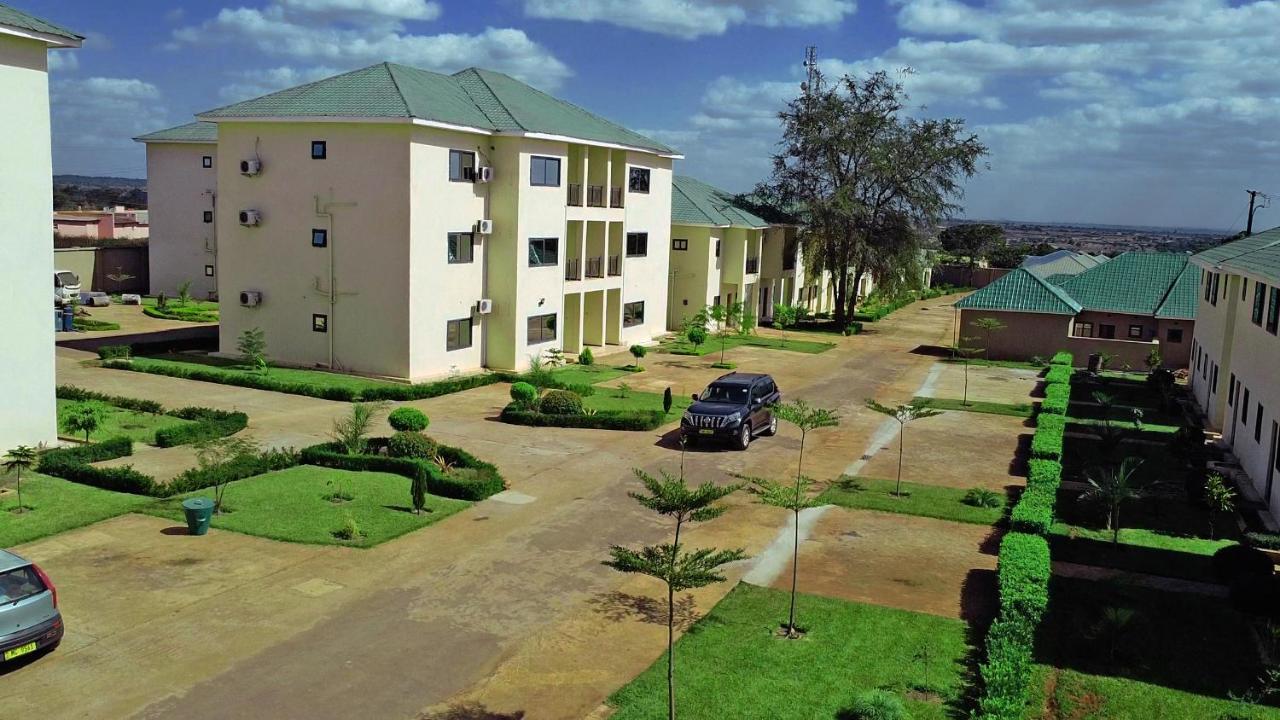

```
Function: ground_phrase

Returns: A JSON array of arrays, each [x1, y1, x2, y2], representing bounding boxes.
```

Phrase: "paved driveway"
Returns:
[[8, 294, 972, 720]]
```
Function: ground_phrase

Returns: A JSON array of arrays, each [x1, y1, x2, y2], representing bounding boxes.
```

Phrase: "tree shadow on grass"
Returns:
[[418, 704, 525, 720], [588, 591, 702, 631]]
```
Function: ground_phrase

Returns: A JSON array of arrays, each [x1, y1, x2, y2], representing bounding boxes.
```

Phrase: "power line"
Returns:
[[1246, 189, 1273, 236]]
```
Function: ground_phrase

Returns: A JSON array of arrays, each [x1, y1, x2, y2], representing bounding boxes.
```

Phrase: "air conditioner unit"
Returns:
[[476, 166, 494, 183], [475, 299, 493, 315], [239, 209, 261, 226], [239, 290, 262, 307], [476, 218, 493, 235], [239, 159, 262, 176]]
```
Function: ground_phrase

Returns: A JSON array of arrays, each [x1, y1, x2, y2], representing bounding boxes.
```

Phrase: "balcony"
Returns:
[[783, 257, 796, 271], [587, 185, 606, 208], [565, 258, 581, 281], [609, 187, 624, 208], [608, 255, 622, 276], [586, 256, 604, 278], [567, 183, 583, 207], [745, 257, 760, 274]]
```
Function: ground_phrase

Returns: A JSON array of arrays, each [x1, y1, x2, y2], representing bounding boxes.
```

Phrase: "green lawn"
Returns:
[[141, 297, 220, 323], [608, 583, 972, 720], [1025, 576, 1280, 719], [127, 353, 409, 394], [56, 398, 194, 445], [1066, 415, 1180, 434], [818, 476, 1007, 525], [913, 396, 1035, 418], [0, 473, 152, 547], [551, 364, 633, 386], [659, 334, 834, 357], [584, 386, 693, 423], [141, 466, 470, 547], [941, 357, 1046, 371]]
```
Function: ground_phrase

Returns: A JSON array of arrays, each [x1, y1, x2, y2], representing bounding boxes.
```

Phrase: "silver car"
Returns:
[[0, 550, 62, 664]]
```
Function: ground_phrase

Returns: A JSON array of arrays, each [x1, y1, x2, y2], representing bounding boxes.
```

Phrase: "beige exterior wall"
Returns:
[[53, 248, 94, 289], [959, 307, 1190, 369], [667, 224, 718, 329], [0, 33, 57, 448], [146, 142, 217, 297], [958, 309, 1074, 361]]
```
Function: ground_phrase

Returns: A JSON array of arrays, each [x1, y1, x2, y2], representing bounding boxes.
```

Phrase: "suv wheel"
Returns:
[[762, 414, 778, 436], [737, 423, 752, 451]]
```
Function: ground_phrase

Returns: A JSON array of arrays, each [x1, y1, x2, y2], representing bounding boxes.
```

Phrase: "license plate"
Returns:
[[4, 642, 37, 661], [699, 428, 715, 435]]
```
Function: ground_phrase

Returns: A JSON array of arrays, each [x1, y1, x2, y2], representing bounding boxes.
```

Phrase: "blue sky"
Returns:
[[24, 0, 1280, 231]]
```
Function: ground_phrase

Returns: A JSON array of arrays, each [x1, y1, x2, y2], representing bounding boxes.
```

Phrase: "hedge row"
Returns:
[[1030, 412, 1066, 461], [1043, 365, 1073, 385], [1010, 459, 1063, 535], [499, 405, 668, 431], [1049, 351, 1073, 367], [299, 440, 505, 501], [976, 532, 1052, 719], [155, 407, 249, 447], [852, 285, 959, 322], [1041, 383, 1071, 415], [56, 385, 163, 414]]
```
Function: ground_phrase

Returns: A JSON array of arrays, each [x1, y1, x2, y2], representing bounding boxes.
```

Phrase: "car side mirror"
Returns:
[[691, 393, 699, 401]]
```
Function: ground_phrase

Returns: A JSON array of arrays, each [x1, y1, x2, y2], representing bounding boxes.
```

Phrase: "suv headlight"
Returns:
[[724, 412, 742, 426], [681, 411, 694, 424]]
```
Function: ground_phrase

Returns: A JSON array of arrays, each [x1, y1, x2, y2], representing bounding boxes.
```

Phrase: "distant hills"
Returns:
[[53, 175, 146, 210], [54, 174, 146, 189]]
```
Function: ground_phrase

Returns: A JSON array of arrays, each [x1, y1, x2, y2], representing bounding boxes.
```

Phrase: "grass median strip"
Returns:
[[912, 396, 1035, 418], [0, 473, 152, 547], [818, 476, 1007, 526], [659, 334, 834, 356]]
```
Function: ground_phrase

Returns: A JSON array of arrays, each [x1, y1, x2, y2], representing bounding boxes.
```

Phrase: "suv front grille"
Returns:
[[687, 414, 730, 429]]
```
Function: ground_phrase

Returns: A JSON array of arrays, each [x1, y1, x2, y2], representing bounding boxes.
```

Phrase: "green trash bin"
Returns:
[[181, 497, 215, 536]]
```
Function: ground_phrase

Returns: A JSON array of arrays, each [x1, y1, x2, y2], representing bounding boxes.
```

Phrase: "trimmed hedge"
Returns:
[[96, 345, 132, 360], [299, 440, 505, 501], [1010, 459, 1063, 536], [73, 317, 122, 331], [166, 448, 299, 496], [977, 532, 1051, 720], [1044, 365, 1073, 385], [540, 389, 584, 415], [155, 407, 248, 447], [1049, 351, 1073, 367], [500, 405, 668, 431], [388, 407, 429, 432], [1030, 414, 1066, 461], [1041, 382, 1070, 415], [57, 385, 163, 415]]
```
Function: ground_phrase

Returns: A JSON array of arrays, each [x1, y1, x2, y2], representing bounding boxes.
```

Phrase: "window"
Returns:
[[623, 301, 645, 327], [628, 167, 650, 193], [1166, 327, 1183, 343], [1243, 388, 1251, 424], [1268, 286, 1280, 334], [626, 232, 648, 257], [1203, 270, 1212, 302], [713, 295, 721, 307], [449, 149, 476, 182], [530, 156, 560, 187], [446, 318, 472, 351], [527, 313, 556, 344], [528, 237, 559, 267], [1229, 373, 1237, 406], [715, 239, 721, 258], [1073, 321, 1094, 337], [1212, 364, 1219, 394], [1128, 324, 1144, 339], [1258, 404, 1266, 443], [202, 155, 213, 169], [448, 232, 474, 264], [1099, 324, 1116, 339], [0, 566, 46, 605], [673, 238, 688, 251], [202, 211, 213, 224], [1254, 283, 1267, 325], [1244, 277, 1250, 302], [312, 229, 328, 248], [204, 264, 214, 277], [1211, 273, 1219, 306], [312, 314, 328, 333], [311, 141, 327, 159]]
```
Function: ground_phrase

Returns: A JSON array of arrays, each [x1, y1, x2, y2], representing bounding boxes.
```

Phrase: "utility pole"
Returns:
[[802, 46, 818, 96], [1246, 189, 1268, 236]]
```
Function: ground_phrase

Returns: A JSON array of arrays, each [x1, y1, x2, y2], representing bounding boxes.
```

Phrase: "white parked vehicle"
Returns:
[[54, 270, 80, 304]]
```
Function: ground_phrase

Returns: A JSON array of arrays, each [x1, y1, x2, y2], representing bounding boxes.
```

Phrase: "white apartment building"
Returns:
[[187, 63, 677, 380], [134, 121, 218, 298], [1189, 230, 1280, 515], [0, 4, 79, 451]]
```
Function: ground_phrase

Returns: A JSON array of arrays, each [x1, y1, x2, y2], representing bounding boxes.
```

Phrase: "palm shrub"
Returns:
[[388, 407, 429, 432], [843, 689, 909, 720], [2, 445, 38, 513], [236, 326, 269, 373], [963, 487, 1002, 508], [192, 435, 261, 513], [510, 381, 538, 410], [1205, 473, 1237, 539], [330, 401, 386, 455], [1078, 457, 1145, 543], [539, 389, 583, 415], [387, 431, 437, 459]]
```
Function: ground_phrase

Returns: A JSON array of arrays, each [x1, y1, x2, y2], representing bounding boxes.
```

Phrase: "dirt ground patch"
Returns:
[[859, 410, 1029, 490], [924, 361, 1042, 406]]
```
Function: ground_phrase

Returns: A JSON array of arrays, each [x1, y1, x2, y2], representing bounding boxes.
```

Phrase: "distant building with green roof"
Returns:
[[955, 252, 1197, 368]]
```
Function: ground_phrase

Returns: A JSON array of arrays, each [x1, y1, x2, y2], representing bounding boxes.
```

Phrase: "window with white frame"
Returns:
[[448, 232, 474, 264], [446, 318, 472, 351]]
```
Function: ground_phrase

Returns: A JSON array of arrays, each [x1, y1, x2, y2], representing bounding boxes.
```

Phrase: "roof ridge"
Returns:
[[1154, 261, 1194, 318], [1026, 268, 1083, 311], [463, 68, 519, 129], [198, 63, 395, 118], [382, 62, 414, 118]]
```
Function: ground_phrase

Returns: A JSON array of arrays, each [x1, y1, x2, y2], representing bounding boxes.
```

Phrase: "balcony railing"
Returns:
[[567, 183, 583, 207], [565, 257, 581, 281], [586, 256, 604, 278], [586, 185, 606, 208], [609, 187, 624, 208], [608, 255, 622, 276], [745, 257, 760, 274]]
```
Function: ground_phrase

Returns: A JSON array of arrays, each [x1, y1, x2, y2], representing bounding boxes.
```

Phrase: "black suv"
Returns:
[[681, 372, 781, 450]]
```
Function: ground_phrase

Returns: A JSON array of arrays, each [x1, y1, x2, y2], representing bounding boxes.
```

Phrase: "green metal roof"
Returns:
[[954, 269, 1083, 315], [1059, 252, 1196, 318], [1022, 250, 1107, 279], [671, 175, 768, 229], [0, 3, 82, 43], [134, 121, 217, 144], [197, 63, 676, 155], [1193, 227, 1280, 286], [1154, 263, 1201, 319]]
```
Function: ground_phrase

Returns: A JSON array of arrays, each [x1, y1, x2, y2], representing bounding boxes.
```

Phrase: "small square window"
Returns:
[[202, 155, 213, 169], [1166, 327, 1183, 343], [628, 167, 650, 193], [528, 237, 559, 267], [311, 141, 327, 159], [204, 264, 215, 277], [312, 229, 328, 247], [1128, 325, 1143, 339], [530, 155, 561, 187], [526, 313, 557, 345], [449, 149, 476, 182], [202, 211, 213, 224], [623, 301, 645, 327], [626, 232, 648, 257], [448, 232, 475, 263], [446, 318, 473, 351], [312, 314, 328, 333], [673, 238, 688, 251]]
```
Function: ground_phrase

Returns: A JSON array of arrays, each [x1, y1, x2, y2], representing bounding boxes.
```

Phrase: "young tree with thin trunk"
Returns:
[[1078, 457, 1145, 543], [3, 445, 38, 514], [969, 317, 1006, 361], [707, 301, 743, 366], [866, 400, 943, 497], [953, 337, 983, 407], [604, 469, 746, 720], [194, 436, 261, 514], [752, 399, 838, 638], [771, 303, 798, 348], [61, 402, 102, 444]]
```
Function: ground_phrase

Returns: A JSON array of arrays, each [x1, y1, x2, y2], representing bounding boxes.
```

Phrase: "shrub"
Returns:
[[663, 387, 673, 415], [155, 407, 248, 447], [629, 344, 647, 362], [1044, 365, 1073, 385], [1245, 532, 1280, 551], [1030, 427, 1064, 462], [96, 345, 132, 361], [387, 431, 437, 459], [578, 347, 594, 366], [539, 389, 584, 415], [1027, 459, 1062, 489], [842, 689, 909, 720], [387, 407, 429, 432], [333, 514, 362, 541], [1049, 351, 1073, 366], [300, 441, 505, 501], [500, 406, 667, 431], [510, 381, 538, 410], [1009, 489, 1054, 535], [1213, 543, 1274, 584], [56, 385, 163, 415], [1040, 394, 1068, 416], [963, 487, 1002, 508], [167, 447, 299, 496], [843, 322, 863, 336], [977, 532, 1051, 719], [38, 436, 160, 495]]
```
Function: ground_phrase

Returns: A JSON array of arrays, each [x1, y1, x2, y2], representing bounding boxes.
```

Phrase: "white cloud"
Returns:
[[277, 0, 441, 20], [524, 0, 856, 39], [47, 51, 78, 72], [218, 65, 343, 101], [170, 3, 571, 89], [51, 77, 169, 177]]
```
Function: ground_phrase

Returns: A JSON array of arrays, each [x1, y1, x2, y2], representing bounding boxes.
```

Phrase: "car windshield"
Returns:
[[55, 272, 78, 286], [700, 384, 749, 404], [0, 566, 45, 605]]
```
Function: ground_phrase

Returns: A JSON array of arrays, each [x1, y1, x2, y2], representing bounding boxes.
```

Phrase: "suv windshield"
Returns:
[[0, 566, 45, 605], [700, 384, 749, 404], [55, 272, 78, 287]]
